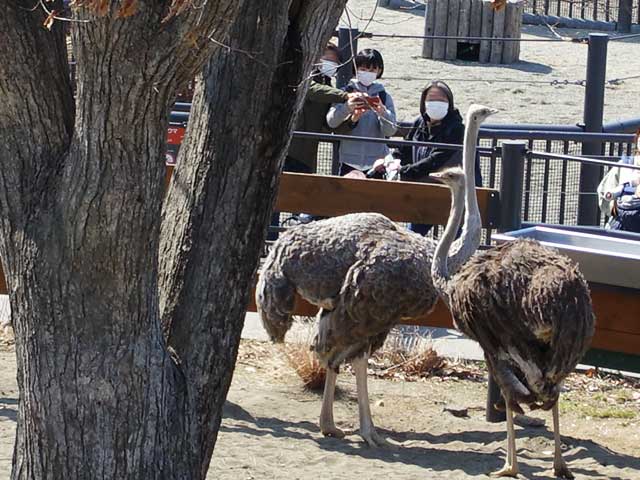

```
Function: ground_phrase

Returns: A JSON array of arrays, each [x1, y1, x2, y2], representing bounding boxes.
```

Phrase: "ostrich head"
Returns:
[[429, 166, 465, 188], [466, 104, 499, 127]]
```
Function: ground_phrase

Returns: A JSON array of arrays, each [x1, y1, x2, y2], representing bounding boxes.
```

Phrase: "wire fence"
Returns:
[[313, 131, 636, 238], [524, 0, 640, 24]]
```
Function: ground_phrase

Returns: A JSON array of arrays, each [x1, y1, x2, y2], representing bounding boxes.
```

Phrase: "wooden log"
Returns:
[[457, 0, 473, 37], [432, 0, 449, 60], [490, 2, 506, 63], [445, 0, 461, 60], [503, 0, 524, 63], [469, 0, 484, 40], [479, 0, 494, 63], [422, 0, 437, 58]]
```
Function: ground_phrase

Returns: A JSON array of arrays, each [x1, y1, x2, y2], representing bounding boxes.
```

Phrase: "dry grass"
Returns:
[[284, 344, 327, 391]]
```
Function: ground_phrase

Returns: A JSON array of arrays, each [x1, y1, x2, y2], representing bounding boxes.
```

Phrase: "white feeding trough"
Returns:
[[493, 226, 640, 290]]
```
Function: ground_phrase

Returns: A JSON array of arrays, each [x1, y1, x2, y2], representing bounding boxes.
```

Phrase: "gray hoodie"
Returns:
[[326, 80, 397, 171]]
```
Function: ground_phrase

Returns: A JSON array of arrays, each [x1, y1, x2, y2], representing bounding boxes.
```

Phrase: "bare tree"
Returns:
[[0, 0, 346, 478]]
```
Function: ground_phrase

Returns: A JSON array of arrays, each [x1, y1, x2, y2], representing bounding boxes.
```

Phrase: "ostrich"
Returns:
[[256, 103, 490, 447], [257, 212, 436, 447], [429, 106, 595, 478]]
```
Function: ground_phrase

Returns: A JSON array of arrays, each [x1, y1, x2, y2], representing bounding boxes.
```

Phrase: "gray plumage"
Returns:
[[430, 105, 596, 477], [445, 239, 595, 413], [257, 212, 438, 368]]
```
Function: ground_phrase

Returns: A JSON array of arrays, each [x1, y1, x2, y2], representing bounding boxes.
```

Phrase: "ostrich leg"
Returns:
[[352, 354, 391, 448], [493, 406, 519, 477], [552, 403, 574, 479], [319, 367, 345, 438]]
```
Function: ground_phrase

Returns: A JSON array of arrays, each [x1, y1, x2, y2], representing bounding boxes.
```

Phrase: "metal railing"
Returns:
[[311, 129, 636, 232], [524, 0, 639, 25]]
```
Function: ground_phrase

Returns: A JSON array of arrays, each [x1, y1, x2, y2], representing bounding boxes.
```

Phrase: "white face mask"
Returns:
[[319, 60, 338, 78], [356, 70, 377, 87], [425, 101, 449, 121]]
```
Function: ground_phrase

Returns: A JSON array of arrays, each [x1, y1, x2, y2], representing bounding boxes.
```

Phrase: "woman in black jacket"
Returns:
[[395, 80, 482, 235]]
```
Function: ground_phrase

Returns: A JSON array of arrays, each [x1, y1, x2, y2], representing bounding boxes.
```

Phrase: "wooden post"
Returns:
[[433, 0, 449, 60], [503, 0, 524, 63], [490, 2, 506, 63], [423, 0, 437, 58], [479, 0, 494, 63], [469, 0, 484, 39], [457, 0, 472, 38], [445, 0, 461, 60]]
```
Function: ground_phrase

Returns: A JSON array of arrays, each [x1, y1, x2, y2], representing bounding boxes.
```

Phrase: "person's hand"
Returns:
[[399, 164, 418, 180], [372, 101, 386, 115], [350, 108, 366, 123], [372, 158, 386, 173], [346, 92, 366, 113]]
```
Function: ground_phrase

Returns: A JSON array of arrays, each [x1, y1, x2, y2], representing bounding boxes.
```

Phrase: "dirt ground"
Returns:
[[1, 338, 639, 479], [344, 1, 640, 126]]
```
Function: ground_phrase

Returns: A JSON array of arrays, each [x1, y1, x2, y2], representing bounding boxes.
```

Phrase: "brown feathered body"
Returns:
[[257, 213, 438, 369], [445, 238, 595, 413]]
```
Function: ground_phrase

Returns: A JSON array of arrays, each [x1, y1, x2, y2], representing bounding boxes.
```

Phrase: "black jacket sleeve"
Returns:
[[403, 120, 464, 177], [392, 117, 422, 165]]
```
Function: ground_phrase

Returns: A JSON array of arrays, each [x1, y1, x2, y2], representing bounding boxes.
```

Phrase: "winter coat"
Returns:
[[395, 109, 475, 182], [326, 79, 397, 171], [287, 76, 349, 172], [597, 155, 640, 232]]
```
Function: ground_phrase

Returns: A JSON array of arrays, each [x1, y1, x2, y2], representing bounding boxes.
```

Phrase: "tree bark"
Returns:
[[0, 0, 346, 478], [159, 0, 347, 477]]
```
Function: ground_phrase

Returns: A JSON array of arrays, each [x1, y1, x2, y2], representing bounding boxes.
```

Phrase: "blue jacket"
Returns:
[[326, 80, 397, 170]]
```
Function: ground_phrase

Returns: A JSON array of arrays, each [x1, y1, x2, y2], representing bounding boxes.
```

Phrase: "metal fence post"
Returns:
[[486, 140, 527, 423], [578, 33, 608, 226], [617, 0, 633, 32], [332, 28, 359, 175], [336, 27, 358, 89]]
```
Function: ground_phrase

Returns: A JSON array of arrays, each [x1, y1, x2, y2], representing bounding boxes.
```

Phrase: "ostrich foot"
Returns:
[[320, 423, 345, 438], [359, 426, 393, 448], [492, 463, 519, 478], [553, 459, 574, 479]]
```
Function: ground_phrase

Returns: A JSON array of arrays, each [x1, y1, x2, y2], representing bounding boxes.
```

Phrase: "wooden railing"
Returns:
[[2, 168, 639, 369]]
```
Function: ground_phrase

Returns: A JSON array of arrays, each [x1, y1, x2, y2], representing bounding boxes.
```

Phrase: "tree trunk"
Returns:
[[0, 0, 346, 478], [159, 0, 347, 477]]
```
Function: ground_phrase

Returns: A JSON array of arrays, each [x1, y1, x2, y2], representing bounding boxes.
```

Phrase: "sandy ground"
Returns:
[[1, 338, 639, 479], [343, 1, 640, 126]]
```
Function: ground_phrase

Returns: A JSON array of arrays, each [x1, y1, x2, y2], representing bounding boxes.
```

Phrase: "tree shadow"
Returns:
[[390, 424, 639, 479], [0, 397, 17, 422], [221, 401, 638, 479]]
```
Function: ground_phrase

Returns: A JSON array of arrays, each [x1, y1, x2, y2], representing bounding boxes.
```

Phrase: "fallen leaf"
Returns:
[[116, 0, 138, 18], [43, 10, 57, 30]]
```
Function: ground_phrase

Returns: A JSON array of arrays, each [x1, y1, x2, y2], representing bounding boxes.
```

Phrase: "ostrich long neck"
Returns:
[[432, 177, 466, 295], [448, 112, 484, 273]]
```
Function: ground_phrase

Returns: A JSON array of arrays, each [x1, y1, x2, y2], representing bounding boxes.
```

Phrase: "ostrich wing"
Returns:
[[450, 240, 594, 406]]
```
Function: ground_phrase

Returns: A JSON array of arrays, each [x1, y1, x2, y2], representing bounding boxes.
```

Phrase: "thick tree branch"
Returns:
[[0, 1, 74, 229], [158, 0, 348, 476]]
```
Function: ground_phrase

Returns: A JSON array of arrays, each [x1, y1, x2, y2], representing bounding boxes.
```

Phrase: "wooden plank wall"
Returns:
[[423, 0, 523, 64], [247, 282, 640, 358]]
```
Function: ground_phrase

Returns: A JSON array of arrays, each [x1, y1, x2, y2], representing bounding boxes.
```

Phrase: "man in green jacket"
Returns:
[[285, 43, 359, 173]]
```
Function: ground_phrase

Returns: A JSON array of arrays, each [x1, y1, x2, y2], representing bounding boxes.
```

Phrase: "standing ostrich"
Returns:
[[256, 103, 490, 447], [429, 106, 595, 478]]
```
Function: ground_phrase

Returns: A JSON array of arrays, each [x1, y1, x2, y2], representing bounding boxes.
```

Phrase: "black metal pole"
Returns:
[[336, 27, 358, 89], [486, 140, 527, 423], [578, 33, 608, 226], [617, 0, 633, 33], [333, 28, 359, 175]]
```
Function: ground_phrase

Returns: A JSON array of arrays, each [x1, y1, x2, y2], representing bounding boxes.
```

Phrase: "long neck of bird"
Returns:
[[432, 177, 466, 297], [447, 113, 483, 273]]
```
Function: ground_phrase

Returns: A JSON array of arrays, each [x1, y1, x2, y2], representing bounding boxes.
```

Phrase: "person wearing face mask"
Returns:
[[286, 42, 355, 175], [597, 129, 640, 233], [269, 43, 357, 241], [326, 48, 397, 175], [394, 80, 481, 236]]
